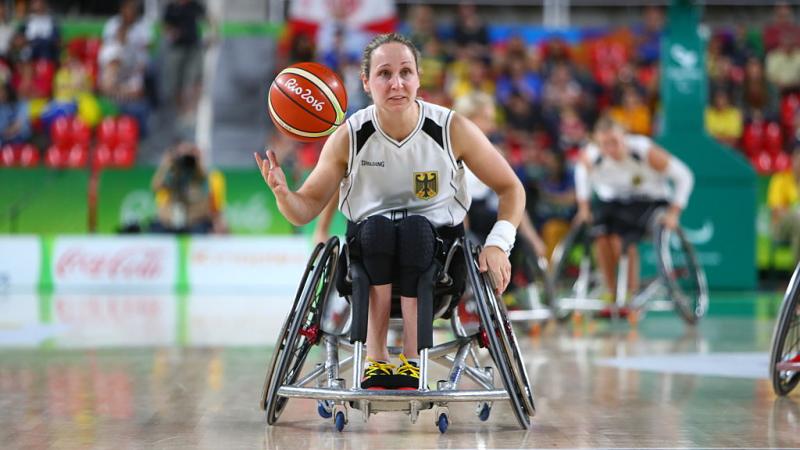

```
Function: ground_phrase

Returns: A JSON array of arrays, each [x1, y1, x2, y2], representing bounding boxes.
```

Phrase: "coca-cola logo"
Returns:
[[56, 247, 166, 280]]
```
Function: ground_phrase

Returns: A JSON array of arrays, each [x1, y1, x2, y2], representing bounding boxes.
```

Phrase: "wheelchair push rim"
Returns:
[[549, 221, 595, 321], [770, 262, 800, 396], [653, 224, 708, 324], [465, 240, 534, 429], [263, 237, 340, 424]]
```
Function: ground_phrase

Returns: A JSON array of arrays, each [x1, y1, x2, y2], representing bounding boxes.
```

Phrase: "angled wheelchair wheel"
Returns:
[[549, 222, 596, 321], [770, 263, 800, 396], [465, 239, 533, 429], [261, 236, 340, 424], [652, 224, 708, 324]]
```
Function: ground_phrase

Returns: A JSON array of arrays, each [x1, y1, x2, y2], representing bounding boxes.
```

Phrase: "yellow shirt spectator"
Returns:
[[705, 106, 742, 141], [767, 170, 799, 210]]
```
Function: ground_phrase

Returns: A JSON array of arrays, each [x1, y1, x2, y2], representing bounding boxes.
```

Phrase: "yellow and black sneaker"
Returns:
[[395, 354, 421, 390], [361, 358, 396, 390]]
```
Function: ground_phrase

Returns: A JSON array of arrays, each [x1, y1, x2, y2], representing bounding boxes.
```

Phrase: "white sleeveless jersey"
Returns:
[[339, 100, 471, 227], [583, 134, 670, 202]]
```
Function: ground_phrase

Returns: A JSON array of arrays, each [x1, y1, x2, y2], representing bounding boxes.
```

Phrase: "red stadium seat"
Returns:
[[18, 144, 40, 167], [764, 122, 783, 154], [32, 59, 56, 98], [97, 117, 118, 147], [0, 144, 15, 166], [751, 150, 773, 174], [113, 142, 136, 167], [65, 144, 88, 168], [67, 37, 87, 60], [116, 115, 140, 144], [741, 122, 764, 157], [781, 93, 799, 129], [71, 117, 92, 147], [44, 145, 65, 168], [84, 37, 101, 65], [773, 152, 791, 172], [50, 116, 72, 148], [92, 144, 113, 169]]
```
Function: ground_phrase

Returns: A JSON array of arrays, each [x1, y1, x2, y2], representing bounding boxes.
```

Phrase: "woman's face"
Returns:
[[363, 43, 420, 112], [595, 128, 626, 160]]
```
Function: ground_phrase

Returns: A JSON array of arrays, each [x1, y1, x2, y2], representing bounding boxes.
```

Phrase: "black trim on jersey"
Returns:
[[592, 154, 604, 167], [354, 120, 376, 156], [630, 151, 642, 162], [422, 117, 444, 150], [443, 110, 458, 171], [344, 120, 355, 177]]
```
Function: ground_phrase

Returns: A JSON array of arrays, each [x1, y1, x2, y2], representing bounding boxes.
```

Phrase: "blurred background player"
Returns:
[[574, 116, 694, 307]]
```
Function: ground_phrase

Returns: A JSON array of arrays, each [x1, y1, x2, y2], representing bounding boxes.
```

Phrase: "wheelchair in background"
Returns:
[[548, 209, 708, 324], [770, 262, 800, 396], [260, 235, 535, 433]]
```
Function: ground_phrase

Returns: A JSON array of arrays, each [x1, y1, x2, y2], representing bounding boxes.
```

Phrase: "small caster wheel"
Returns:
[[478, 403, 491, 422], [317, 401, 332, 419], [437, 413, 449, 433], [335, 411, 346, 432]]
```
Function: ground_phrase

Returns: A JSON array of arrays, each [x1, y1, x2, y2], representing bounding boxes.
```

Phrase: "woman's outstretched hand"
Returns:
[[254, 149, 289, 198]]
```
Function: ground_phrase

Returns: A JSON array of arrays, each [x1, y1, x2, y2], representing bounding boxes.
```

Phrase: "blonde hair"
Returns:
[[594, 115, 626, 133], [452, 92, 496, 119]]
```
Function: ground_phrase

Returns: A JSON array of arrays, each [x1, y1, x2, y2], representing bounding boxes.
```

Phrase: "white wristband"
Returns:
[[484, 220, 516, 254]]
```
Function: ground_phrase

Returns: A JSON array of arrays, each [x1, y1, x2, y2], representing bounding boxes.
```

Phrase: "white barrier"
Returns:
[[52, 236, 179, 292]]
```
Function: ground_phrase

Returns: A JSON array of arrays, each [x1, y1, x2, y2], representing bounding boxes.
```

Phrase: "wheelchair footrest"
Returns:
[[351, 400, 433, 413], [278, 386, 510, 402]]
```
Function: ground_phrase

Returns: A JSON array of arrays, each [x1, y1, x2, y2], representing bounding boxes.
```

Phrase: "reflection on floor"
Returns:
[[0, 291, 798, 449]]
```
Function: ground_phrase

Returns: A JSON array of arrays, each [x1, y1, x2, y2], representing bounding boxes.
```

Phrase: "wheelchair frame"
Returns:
[[770, 261, 800, 396], [260, 235, 535, 432], [548, 214, 708, 324]]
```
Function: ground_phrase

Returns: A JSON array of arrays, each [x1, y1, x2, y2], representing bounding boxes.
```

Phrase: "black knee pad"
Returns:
[[397, 215, 437, 297], [358, 215, 396, 285]]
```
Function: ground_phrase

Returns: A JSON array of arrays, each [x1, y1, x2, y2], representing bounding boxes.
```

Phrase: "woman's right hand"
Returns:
[[254, 149, 289, 198]]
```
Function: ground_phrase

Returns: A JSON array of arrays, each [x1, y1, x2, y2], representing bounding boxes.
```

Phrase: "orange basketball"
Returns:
[[268, 62, 348, 142]]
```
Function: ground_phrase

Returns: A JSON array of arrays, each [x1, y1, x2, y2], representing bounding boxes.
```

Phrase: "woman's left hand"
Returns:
[[478, 246, 511, 295]]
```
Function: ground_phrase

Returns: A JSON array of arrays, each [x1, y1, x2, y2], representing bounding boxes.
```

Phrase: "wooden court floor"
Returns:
[[0, 291, 797, 449]]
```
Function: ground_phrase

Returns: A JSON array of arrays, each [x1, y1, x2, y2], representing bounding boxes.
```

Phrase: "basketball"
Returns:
[[268, 62, 348, 142]]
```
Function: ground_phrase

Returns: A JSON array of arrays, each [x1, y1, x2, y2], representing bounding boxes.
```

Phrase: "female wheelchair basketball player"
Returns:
[[553, 116, 704, 321], [255, 33, 534, 431]]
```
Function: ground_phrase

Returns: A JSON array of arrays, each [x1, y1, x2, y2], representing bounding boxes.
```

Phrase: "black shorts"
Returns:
[[590, 199, 668, 244]]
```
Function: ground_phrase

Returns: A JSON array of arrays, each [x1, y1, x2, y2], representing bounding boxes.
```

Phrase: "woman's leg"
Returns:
[[594, 234, 618, 296], [399, 296, 418, 358], [357, 216, 396, 362], [366, 284, 392, 361], [396, 215, 437, 359]]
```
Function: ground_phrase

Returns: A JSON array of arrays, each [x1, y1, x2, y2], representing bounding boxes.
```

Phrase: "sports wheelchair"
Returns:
[[770, 261, 800, 396], [260, 235, 535, 433], [548, 210, 708, 324]]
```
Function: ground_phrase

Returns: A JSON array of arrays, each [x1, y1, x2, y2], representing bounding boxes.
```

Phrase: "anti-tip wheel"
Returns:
[[334, 411, 346, 432], [437, 413, 449, 433], [478, 403, 491, 422]]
